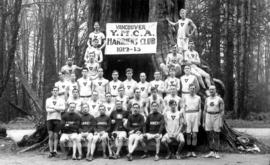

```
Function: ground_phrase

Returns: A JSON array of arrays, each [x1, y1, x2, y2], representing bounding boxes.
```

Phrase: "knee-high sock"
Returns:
[[213, 132, 220, 152], [206, 131, 214, 151]]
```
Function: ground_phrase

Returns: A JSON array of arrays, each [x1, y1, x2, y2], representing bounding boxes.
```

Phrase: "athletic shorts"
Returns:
[[144, 133, 162, 141], [128, 133, 144, 141], [47, 119, 61, 133], [77, 132, 94, 141], [205, 113, 222, 132], [162, 133, 185, 143], [60, 133, 78, 142], [93, 132, 109, 142], [112, 131, 127, 140], [177, 37, 189, 51], [185, 112, 199, 133]]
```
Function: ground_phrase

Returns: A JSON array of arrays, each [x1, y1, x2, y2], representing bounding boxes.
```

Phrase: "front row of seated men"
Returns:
[[46, 83, 224, 161]]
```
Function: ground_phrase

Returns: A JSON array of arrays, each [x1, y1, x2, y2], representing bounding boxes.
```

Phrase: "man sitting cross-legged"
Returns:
[[126, 103, 148, 161], [162, 100, 185, 160], [143, 102, 164, 161], [60, 103, 81, 160], [110, 100, 130, 159], [77, 103, 97, 161], [91, 105, 113, 160]]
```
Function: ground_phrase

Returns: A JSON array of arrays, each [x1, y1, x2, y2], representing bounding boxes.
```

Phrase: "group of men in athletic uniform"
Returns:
[[45, 8, 225, 162]]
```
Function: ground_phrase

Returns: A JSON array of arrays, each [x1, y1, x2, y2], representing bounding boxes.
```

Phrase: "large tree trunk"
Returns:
[[224, 0, 234, 111]]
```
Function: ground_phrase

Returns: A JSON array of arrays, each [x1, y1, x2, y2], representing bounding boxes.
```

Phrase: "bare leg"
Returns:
[[53, 133, 59, 153]]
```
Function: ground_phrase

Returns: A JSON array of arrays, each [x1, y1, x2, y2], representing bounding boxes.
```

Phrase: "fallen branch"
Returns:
[[18, 136, 48, 153]]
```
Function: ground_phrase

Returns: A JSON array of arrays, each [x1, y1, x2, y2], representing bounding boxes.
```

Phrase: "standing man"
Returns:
[[180, 65, 200, 99], [77, 68, 92, 102], [85, 53, 99, 80], [109, 70, 123, 100], [87, 91, 102, 118], [162, 100, 185, 160], [137, 72, 150, 99], [149, 71, 165, 97], [46, 87, 65, 158], [116, 86, 129, 111], [60, 103, 81, 160], [92, 68, 109, 102], [164, 86, 182, 112], [167, 9, 197, 52], [110, 100, 130, 159], [126, 103, 148, 161], [123, 68, 137, 98], [67, 74, 79, 99], [88, 21, 106, 49], [183, 84, 201, 157], [143, 102, 164, 161], [203, 85, 224, 159]]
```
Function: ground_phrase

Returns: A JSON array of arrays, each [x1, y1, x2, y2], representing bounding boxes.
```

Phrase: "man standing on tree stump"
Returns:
[[166, 9, 197, 53], [46, 87, 65, 158], [203, 85, 224, 159]]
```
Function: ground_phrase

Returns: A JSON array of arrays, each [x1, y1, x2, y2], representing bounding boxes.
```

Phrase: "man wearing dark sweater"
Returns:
[[91, 104, 112, 159], [143, 102, 164, 161], [60, 103, 81, 160], [110, 100, 130, 159], [126, 103, 147, 161], [77, 103, 96, 161]]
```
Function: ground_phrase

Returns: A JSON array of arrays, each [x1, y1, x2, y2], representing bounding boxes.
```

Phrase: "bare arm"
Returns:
[[166, 18, 178, 26]]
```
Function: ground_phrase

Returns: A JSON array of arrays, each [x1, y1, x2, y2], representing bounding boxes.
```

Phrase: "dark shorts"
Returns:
[[47, 120, 61, 133]]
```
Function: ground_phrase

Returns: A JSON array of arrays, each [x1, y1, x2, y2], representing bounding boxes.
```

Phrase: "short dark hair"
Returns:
[[126, 68, 133, 73]]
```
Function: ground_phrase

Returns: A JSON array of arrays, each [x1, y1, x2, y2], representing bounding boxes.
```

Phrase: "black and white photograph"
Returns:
[[0, 0, 270, 164]]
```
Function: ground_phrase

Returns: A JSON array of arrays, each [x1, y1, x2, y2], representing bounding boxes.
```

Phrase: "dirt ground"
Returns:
[[0, 151, 269, 165]]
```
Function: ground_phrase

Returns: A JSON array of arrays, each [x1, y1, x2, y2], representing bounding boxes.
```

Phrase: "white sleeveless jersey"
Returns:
[[85, 62, 99, 77], [180, 74, 197, 93], [165, 77, 180, 91], [166, 53, 183, 65], [123, 79, 137, 97], [66, 97, 83, 112], [103, 102, 115, 116], [164, 110, 182, 134], [93, 78, 109, 97], [149, 80, 165, 96], [85, 46, 102, 63], [77, 77, 92, 96], [177, 18, 191, 39], [87, 100, 101, 117], [89, 31, 105, 46], [137, 81, 150, 99], [109, 80, 123, 97], [67, 81, 79, 98], [185, 50, 200, 64], [183, 94, 201, 112], [205, 96, 222, 113], [55, 81, 69, 94]]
